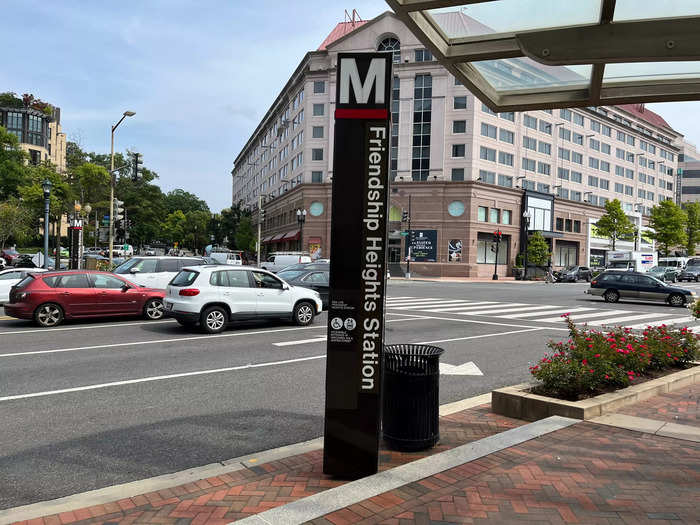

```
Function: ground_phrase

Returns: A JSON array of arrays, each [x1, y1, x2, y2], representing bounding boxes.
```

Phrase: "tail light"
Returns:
[[179, 288, 200, 296], [591, 280, 597, 285]]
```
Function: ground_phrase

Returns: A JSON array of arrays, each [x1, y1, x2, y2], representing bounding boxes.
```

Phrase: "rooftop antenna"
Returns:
[[344, 9, 362, 27]]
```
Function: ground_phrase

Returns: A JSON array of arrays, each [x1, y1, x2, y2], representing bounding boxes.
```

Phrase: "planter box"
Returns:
[[492, 365, 700, 421]]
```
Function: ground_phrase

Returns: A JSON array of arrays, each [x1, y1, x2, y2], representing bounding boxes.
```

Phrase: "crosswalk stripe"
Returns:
[[587, 313, 665, 326], [462, 305, 566, 316], [386, 298, 442, 305], [386, 296, 417, 301], [625, 316, 697, 329], [500, 307, 593, 319], [425, 302, 499, 312], [438, 303, 527, 313], [533, 309, 633, 323], [391, 300, 473, 310]]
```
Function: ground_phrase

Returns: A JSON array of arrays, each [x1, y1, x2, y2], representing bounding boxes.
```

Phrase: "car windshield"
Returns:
[[277, 270, 306, 280], [648, 266, 661, 271], [565, 266, 577, 271], [4, 249, 18, 255], [114, 258, 157, 274], [14, 275, 34, 289]]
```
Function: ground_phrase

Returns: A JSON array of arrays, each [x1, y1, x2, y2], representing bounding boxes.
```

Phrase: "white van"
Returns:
[[209, 251, 242, 265], [260, 253, 311, 273], [113, 256, 207, 289]]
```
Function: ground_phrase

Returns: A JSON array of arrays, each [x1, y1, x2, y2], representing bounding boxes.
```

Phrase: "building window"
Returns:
[[524, 115, 537, 129], [498, 174, 513, 188], [600, 179, 609, 190], [522, 158, 536, 171], [7, 111, 22, 140], [502, 210, 512, 224], [573, 113, 584, 126], [558, 147, 571, 161], [556, 217, 564, 231], [538, 141, 551, 155], [559, 127, 571, 141], [573, 220, 581, 233], [313, 81, 325, 94], [572, 152, 583, 164], [477, 233, 508, 264], [539, 120, 552, 134], [391, 76, 400, 180], [523, 136, 537, 150], [560, 108, 572, 121], [312, 148, 323, 161], [451, 168, 464, 181], [558, 167, 569, 180], [499, 128, 514, 144], [500, 112, 515, 121], [590, 120, 601, 132], [480, 122, 496, 138], [482, 103, 497, 115], [452, 144, 466, 158], [478, 206, 487, 221], [414, 48, 432, 61], [311, 171, 323, 183], [537, 162, 550, 175], [480, 146, 496, 162], [454, 96, 467, 109], [311, 126, 323, 139], [378, 37, 401, 63], [489, 208, 500, 223], [498, 151, 513, 166], [537, 183, 550, 193], [615, 182, 624, 193], [571, 191, 582, 201], [602, 124, 611, 137], [29, 149, 41, 165], [571, 171, 582, 183], [479, 170, 495, 184], [312, 104, 324, 116], [573, 132, 584, 145], [557, 188, 569, 199], [555, 243, 578, 266], [601, 143, 611, 154], [412, 74, 432, 181], [522, 180, 535, 190], [589, 175, 599, 187], [453, 120, 466, 133]]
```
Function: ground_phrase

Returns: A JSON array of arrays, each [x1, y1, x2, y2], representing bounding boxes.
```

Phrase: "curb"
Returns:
[[0, 392, 494, 524]]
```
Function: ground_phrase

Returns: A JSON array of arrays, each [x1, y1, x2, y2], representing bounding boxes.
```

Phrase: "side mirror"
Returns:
[[121, 284, 130, 292], [283, 283, 290, 290], [130, 267, 140, 274]]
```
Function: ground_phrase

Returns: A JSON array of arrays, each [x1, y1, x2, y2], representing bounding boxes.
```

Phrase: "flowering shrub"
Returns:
[[529, 315, 698, 400], [691, 299, 700, 319]]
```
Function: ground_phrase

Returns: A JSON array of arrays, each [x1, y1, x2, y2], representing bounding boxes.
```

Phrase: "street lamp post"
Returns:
[[42, 179, 52, 269], [109, 111, 135, 266], [296, 208, 307, 252], [522, 209, 532, 279]]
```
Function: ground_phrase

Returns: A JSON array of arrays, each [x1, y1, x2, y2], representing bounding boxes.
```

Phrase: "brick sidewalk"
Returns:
[[311, 422, 700, 525], [9, 406, 523, 525], [618, 384, 698, 426]]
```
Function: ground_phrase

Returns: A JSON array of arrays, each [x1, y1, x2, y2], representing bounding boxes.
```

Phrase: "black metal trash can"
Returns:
[[382, 344, 444, 451]]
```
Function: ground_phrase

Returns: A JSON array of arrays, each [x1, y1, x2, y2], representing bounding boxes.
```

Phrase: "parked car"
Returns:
[[278, 262, 330, 273], [163, 265, 323, 333], [0, 268, 48, 304], [4, 271, 166, 327], [209, 251, 243, 265], [52, 246, 69, 258], [677, 262, 700, 282], [0, 257, 5, 270], [113, 256, 207, 289], [1, 248, 20, 266], [260, 253, 311, 273], [585, 270, 696, 306], [276, 268, 329, 309], [646, 265, 679, 282], [554, 265, 592, 282]]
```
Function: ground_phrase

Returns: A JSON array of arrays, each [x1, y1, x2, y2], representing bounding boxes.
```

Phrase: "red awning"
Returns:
[[282, 229, 300, 241], [271, 232, 286, 242], [262, 235, 273, 244]]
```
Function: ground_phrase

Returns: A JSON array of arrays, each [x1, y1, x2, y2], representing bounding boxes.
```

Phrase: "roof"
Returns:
[[616, 104, 675, 133], [318, 20, 369, 50]]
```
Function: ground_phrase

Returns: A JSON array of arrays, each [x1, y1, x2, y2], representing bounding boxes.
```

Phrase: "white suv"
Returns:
[[114, 256, 207, 289], [163, 265, 323, 333]]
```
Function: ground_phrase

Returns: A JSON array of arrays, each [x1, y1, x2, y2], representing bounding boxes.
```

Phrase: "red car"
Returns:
[[5, 271, 166, 327], [1, 248, 20, 266]]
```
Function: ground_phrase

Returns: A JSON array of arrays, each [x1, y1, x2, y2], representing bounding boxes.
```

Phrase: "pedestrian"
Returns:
[[545, 258, 555, 284]]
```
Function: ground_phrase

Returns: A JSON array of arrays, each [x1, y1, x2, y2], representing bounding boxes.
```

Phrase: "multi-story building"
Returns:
[[0, 104, 66, 172], [678, 140, 700, 203], [231, 11, 680, 276]]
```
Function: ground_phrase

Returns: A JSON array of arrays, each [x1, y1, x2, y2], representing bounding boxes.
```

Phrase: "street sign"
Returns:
[[400, 231, 408, 236], [323, 52, 392, 478]]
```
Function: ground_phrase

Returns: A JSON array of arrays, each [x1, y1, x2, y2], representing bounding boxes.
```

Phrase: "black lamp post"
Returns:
[[42, 179, 52, 269], [522, 209, 532, 279], [296, 208, 307, 251]]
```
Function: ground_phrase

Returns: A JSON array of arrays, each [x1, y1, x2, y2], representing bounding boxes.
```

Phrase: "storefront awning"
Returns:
[[262, 235, 274, 243], [282, 229, 301, 241], [271, 233, 286, 242], [386, 0, 700, 111]]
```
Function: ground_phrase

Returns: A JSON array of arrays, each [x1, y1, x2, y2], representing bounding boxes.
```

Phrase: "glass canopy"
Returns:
[[386, 0, 700, 111]]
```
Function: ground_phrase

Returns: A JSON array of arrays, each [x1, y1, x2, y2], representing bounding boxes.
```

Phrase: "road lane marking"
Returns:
[[587, 313, 684, 326], [275, 336, 327, 347], [625, 316, 696, 329], [533, 309, 633, 323], [385, 298, 442, 305], [413, 327, 542, 345], [445, 303, 528, 313], [390, 300, 471, 310], [424, 302, 498, 312], [0, 325, 325, 358], [500, 307, 594, 319], [387, 312, 569, 331], [453, 305, 555, 316], [0, 319, 175, 336], [0, 355, 327, 402]]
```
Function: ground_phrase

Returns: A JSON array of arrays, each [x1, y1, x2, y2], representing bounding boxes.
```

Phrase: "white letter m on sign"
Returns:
[[339, 58, 385, 105]]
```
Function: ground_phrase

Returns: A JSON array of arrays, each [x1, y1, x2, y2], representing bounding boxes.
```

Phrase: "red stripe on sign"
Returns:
[[335, 108, 388, 120]]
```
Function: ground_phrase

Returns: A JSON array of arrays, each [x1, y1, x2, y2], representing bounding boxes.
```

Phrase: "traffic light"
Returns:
[[132, 152, 143, 181], [493, 230, 502, 243], [401, 210, 409, 222], [260, 207, 266, 223], [113, 198, 124, 222]]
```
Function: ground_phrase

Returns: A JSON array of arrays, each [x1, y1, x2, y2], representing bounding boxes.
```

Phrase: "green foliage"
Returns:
[[527, 231, 550, 266], [683, 202, 700, 255], [649, 200, 687, 256], [75, 163, 110, 207], [184, 210, 211, 252], [530, 317, 698, 400], [164, 189, 209, 215], [160, 210, 187, 244], [595, 199, 636, 250], [0, 126, 31, 199], [0, 92, 23, 108], [235, 215, 256, 252], [0, 198, 35, 248], [18, 164, 73, 221], [514, 253, 524, 268]]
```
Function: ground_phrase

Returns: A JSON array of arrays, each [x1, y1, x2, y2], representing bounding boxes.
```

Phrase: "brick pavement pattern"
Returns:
[[618, 383, 699, 427], [9, 406, 522, 525], [311, 422, 700, 525]]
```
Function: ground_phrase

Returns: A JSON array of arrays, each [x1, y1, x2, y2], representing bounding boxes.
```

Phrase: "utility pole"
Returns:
[[406, 195, 412, 279], [108, 111, 135, 266]]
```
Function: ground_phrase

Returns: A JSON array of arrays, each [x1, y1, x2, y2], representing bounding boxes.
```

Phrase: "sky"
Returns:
[[2, 1, 700, 212]]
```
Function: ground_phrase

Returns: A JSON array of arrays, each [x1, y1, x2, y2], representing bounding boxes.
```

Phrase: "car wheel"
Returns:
[[669, 293, 686, 307], [201, 306, 227, 334], [34, 303, 64, 327], [293, 301, 315, 326], [696, 276, 700, 283], [603, 289, 620, 303], [144, 298, 164, 320]]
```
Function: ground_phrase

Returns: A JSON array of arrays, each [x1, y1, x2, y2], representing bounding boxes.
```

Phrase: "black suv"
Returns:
[[586, 270, 696, 306], [678, 264, 700, 282], [555, 265, 592, 283]]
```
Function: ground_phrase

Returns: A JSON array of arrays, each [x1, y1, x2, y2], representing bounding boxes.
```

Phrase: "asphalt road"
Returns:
[[1, 279, 698, 509]]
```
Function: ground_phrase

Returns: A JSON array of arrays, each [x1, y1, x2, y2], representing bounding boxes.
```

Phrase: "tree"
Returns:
[[218, 203, 249, 248], [235, 215, 256, 252], [649, 200, 687, 256], [527, 231, 550, 266], [594, 199, 636, 250], [160, 210, 187, 245], [164, 189, 209, 215], [683, 202, 700, 255], [0, 199, 35, 249], [0, 126, 31, 199], [74, 163, 110, 208], [183, 210, 211, 253]]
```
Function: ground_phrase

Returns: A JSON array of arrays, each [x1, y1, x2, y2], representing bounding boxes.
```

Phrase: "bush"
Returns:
[[529, 315, 698, 400]]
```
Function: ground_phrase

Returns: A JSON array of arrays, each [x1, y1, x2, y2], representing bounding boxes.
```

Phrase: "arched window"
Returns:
[[378, 37, 401, 63]]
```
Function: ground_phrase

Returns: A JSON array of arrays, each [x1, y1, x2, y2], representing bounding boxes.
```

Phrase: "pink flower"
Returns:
[[561, 313, 571, 318], [594, 354, 601, 358]]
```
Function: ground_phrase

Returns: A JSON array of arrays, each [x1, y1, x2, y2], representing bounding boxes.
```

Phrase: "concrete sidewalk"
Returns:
[[3, 387, 698, 525]]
